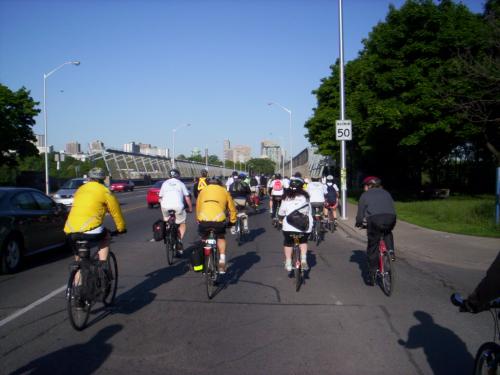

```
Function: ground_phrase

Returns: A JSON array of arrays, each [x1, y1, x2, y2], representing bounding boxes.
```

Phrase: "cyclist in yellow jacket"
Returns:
[[64, 167, 127, 263], [196, 176, 237, 273]]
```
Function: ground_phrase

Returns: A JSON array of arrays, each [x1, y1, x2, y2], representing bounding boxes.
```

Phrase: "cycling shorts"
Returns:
[[198, 221, 226, 239], [68, 229, 109, 255], [282, 231, 309, 246], [324, 201, 338, 209]]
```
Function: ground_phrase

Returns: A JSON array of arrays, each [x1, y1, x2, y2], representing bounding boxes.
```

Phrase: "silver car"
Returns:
[[53, 178, 88, 207]]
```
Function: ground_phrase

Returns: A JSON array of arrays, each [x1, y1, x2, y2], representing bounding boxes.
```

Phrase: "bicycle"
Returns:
[[290, 234, 305, 292], [451, 294, 500, 374], [271, 197, 282, 230], [66, 230, 120, 331], [234, 204, 247, 246], [203, 229, 219, 299], [164, 210, 179, 265], [324, 203, 337, 233], [360, 224, 395, 296], [309, 205, 324, 246]]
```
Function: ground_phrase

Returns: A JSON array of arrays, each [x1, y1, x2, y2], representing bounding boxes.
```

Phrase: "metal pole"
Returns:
[[339, 0, 347, 220], [289, 110, 292, 176], [496, 167, 500, 225], [43, 74, 49, 195], [172, 130, 176, 168]]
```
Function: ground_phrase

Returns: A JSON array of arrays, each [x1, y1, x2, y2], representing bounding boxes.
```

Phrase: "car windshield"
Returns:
[[153, 181, 164, 188], [61, 179, 85, 189], [112, 180, 126, 184]]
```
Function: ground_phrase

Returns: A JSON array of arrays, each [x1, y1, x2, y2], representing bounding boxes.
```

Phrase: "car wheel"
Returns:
[[1, 236, 23, 274]]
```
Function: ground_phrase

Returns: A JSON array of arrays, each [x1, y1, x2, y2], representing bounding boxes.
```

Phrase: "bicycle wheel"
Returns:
[[292, 247, 302, 292], [237, 218, 245, 246], [165, 231, 176, 265], [474, 342, 500, 375], [67, 269, 91, 331], [315, 221, 321, 246], [380, 252, 395, 296], [102, 252, 118, 306], [205, 253, 217, 299]]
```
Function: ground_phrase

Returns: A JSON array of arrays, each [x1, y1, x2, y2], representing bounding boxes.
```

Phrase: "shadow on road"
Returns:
[[398, 311, 474, 375], [226, 251, 261, 285], [114, 245, 192, 315], [349, 249, 371, 285], [246, 227, 266, 242], [10, 324, 123, 375]]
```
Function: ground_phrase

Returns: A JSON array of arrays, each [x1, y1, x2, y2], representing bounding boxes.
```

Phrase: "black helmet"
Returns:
[[294, 172, 302, 178], [362, 176, 381, 187], [326, 174, 334, 182], [232, 170, 238, 177], [275, 174, 282, 179], [289, 177, 304, 190], [169, 169, 180, 178]]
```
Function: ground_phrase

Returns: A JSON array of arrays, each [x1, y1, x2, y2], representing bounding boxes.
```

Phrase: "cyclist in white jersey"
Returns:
[[159, 169, 193, 253]]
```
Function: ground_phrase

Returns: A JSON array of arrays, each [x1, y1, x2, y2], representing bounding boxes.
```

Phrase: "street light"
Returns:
[[268, 101, 292, 177], [43, 60, 80, 194], [171, 123, 191, 168]]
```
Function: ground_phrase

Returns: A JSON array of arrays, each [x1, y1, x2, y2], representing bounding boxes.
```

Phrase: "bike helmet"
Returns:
[[169, 169, 181, 178], [232, 170, 238, 177], [289, 177, 304, 190], [362, 176, 381, 187], [326, 175, 334, 182], [239, 173, 246, 180], [294, 172, 302, 178], [201, 168, 208, 177], [275, 174, 282, 179], [88, 167, 106, 180]]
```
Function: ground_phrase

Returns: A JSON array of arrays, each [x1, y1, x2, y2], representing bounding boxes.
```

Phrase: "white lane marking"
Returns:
[[0, 285, 66, 328]]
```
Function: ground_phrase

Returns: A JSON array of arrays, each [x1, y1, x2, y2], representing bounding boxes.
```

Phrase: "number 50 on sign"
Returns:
[[336, 120, 352, 141]]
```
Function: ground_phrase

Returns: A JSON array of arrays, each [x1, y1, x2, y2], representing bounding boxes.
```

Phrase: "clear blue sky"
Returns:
[[0, 0, 483, 159]]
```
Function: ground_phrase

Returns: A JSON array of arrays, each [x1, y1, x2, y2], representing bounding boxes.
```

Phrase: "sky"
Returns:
[[0, 0, 484, 159]]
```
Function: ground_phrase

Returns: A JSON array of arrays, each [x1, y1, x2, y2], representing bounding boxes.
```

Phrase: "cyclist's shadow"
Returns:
[[221, 251, 261, 287], [112, 246, 192, 315], [10, 324, 123, 375], [398, 311, 474, 374], [349, 249, 371, 285]]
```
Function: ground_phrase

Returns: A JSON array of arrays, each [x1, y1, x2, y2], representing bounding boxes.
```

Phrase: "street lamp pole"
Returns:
[[43, 61, 80, 195], [268, 102, 292, 177], [171, 123, 191, 169]]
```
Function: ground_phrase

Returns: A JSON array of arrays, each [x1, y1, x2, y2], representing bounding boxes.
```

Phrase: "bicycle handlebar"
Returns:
[[451, 292, 500, 312]]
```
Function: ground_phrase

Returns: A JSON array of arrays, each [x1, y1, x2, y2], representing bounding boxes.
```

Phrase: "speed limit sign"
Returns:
[[336, 120, 352, 141]]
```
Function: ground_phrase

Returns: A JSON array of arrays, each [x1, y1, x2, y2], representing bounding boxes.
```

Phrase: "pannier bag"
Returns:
[[190, 245, 204, 272], [152, 219, 165, 241], [286, 204, 310, 232]]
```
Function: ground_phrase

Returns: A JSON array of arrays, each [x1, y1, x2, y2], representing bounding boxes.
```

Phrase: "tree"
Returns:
[[0, 84, 40, 167], [305, 0, 486, 190], [246, 158, 276, 175]]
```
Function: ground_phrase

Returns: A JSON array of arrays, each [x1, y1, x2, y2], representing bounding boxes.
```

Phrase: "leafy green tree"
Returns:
[[306, 0, 485, 189], [0, 84, 40, 167], [246, 158, 276, 175]]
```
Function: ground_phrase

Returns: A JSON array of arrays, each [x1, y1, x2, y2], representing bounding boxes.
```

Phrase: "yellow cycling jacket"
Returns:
[[64, 181, 126, 233], [196, 184, 237, 224]]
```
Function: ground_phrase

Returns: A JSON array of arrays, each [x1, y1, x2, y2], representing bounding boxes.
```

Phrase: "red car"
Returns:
[[147, 180, 164, 208], [110, 180, 135, 192]]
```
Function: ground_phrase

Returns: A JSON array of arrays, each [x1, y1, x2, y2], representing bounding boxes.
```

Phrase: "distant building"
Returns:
[[124, 142, 140, 153], [232, 145, 251, 163], [89, 140, 105, 153], [35, 134, 45, 147], [191, 147, 202, 157], [261, 140, 281, 166], [223, 139, 231, 160], [65, 141, 81, 155]]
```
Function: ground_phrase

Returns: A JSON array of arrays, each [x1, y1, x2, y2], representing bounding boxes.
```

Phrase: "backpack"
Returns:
[[325, 184, 337, 204], [250, 177, 258, 187], [272, 179, 283, 192], [152, 219, 165, 241], [230, 180, 246, 195]]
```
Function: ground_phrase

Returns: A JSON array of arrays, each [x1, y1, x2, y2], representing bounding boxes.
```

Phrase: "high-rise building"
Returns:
[[223, 139, 231, 160], [89, 140, 105, 153], [232, 145, 251, 163], [124, 142, 140, 153], [261, 140, 281, 166], [35, 134, 45, 147], [65, 141, 81, 155]]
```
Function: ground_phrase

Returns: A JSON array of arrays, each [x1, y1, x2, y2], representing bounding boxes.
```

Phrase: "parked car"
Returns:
[[146, 180, 164, 208], [53, 178, 89, 207], [0, 187, 68, 273], [110, 180, 135, 192]]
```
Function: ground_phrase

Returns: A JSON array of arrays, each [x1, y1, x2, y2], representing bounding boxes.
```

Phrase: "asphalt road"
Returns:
[[0, 189, 494, 375]]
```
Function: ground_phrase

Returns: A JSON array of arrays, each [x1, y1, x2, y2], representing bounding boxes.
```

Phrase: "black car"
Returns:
[[0, 187, 68, 273]]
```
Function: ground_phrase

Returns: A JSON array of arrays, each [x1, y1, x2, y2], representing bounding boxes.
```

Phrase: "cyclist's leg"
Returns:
[[298, 233, 309, 270], [283, 231, 293, 271], [366, 218, 381, 279]]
